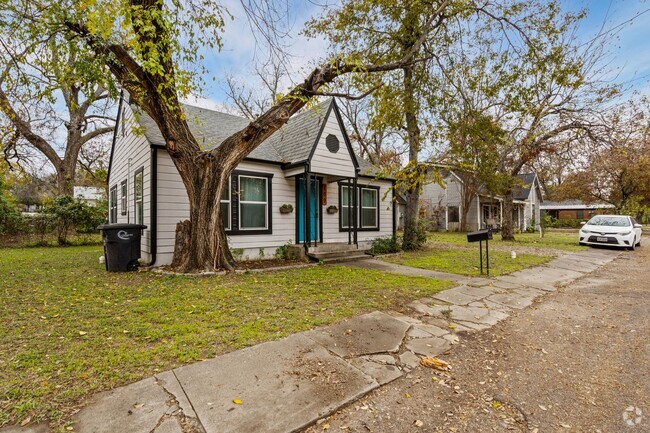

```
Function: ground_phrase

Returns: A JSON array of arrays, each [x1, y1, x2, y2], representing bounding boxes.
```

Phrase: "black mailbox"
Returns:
[[467, 229, 493, 243]]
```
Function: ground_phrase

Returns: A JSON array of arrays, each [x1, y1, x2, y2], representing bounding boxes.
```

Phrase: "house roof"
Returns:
[[540, 200, 615, 210], [513, 173, 538, 201], [136, 99, 334, 165]]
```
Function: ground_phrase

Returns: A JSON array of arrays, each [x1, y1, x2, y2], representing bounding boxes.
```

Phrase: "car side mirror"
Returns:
[[634, 223, 643, 229]]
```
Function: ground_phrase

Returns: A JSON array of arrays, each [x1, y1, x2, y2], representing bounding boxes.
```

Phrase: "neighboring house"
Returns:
[[512, 173, 543, 231], [395, 194, 407, 230], [540, 200, 615, 220], [73, 186, 105, 206], [107, 96, 396, 266], [420, 170, 542, 232]]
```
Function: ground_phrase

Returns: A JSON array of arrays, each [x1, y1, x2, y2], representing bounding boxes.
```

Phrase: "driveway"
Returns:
[[303, 247, 650, 432]]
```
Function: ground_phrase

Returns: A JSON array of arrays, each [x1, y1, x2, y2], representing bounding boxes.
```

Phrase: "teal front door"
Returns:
[[297, 177, 320, 243]]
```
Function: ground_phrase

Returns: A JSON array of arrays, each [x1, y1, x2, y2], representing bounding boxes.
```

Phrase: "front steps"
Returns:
[[306, 242, 371, 263]]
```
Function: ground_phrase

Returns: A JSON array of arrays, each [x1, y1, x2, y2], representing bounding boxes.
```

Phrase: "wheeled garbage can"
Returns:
[[98, 224, 147, 272]]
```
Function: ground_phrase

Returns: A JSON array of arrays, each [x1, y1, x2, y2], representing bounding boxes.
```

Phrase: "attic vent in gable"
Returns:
[[325, 134, 339, 153]]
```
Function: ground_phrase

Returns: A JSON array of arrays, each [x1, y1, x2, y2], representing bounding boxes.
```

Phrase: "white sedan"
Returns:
[[579, 215, 643, 250]]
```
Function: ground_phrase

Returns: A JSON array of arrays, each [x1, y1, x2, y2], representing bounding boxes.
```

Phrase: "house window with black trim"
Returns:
[[448, 206, 459, 223], [134, 169, 144, 225], [341, 185, 352, 228], [109, 185, 118, 223], [239, 175, 268, 230], [220, 177, 231, 230], [360, 187, 378, 228], [120, 180, 127, 215]]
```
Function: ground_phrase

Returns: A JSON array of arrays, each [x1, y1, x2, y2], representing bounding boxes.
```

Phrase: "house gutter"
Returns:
[[146, 147, 158, 266]]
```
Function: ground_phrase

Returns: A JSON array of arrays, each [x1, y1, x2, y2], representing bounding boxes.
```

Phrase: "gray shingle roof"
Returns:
[[135, 100, 332, 164], [513, 173, 537, 200]]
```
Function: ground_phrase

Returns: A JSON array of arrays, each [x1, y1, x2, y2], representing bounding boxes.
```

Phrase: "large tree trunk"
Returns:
[[170, 152, 236, 272], [501, 189, 515, 241], [401, 64, 422, 250], [55, 158, 76, 196]]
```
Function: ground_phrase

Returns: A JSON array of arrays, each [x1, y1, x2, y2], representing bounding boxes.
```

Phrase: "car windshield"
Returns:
[[587, 216, 630, 227]]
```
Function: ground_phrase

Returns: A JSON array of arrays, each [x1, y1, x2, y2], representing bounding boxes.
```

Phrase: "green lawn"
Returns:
[[384, 248, 552, 276], [0, 246, 453, 428], [426, 230, 588, 252]]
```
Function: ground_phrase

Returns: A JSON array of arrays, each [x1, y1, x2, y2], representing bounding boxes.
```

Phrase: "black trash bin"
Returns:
[[98, 223, 147, 272]]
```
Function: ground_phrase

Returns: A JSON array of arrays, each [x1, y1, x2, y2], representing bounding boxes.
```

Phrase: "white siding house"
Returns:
[[107, 97, 396, 266], [420, 170, 542, 232]]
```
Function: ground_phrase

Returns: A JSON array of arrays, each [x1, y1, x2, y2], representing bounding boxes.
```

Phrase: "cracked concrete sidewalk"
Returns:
[[2, 248, 620, 433]]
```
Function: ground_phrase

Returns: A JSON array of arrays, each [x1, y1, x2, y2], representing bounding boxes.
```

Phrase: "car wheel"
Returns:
[[636, 237, 641, 247], [629, 238, 636, 251]]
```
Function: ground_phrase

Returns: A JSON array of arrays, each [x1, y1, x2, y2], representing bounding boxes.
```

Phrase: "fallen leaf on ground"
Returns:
[[20, 417, 31, 426], [322, 423, 330, 430], [420, 357, 449, 371], [414, 420, 424, 427], [78, 331, 87, 336], [233, 398, 243, 405]]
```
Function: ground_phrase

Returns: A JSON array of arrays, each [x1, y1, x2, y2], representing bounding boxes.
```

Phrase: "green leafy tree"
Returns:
[[0, 171, 25, 235], [42, 195, 107, 244], [432, 1, 608, 240]]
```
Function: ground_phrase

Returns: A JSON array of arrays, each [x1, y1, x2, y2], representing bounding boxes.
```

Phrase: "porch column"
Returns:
[[353, 177, 358, 245], [306, 171, 311, 248], [347, 178, 352, 245]]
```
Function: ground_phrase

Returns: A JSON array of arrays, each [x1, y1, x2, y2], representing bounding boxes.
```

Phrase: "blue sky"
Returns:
[[190, 0, 650, 108]]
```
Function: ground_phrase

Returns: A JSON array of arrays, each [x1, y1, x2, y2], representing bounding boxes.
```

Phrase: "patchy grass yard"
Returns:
[[382, 230, 581, 276], [0, 246, 453, 428], [426, 230, 587, 252], [384, 248, 552, 276]]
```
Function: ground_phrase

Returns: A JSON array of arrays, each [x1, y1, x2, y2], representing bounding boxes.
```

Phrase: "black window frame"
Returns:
[[134, 167, 144, 225], [220, 177, 231, 231], [120, 180, 128, 216], [109, 185, 118, 223], [227, 170, 274, 236], [338, 182, 381, 232]]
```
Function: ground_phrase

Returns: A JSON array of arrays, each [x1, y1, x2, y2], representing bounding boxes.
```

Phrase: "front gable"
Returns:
[[307, 101, 358, 178]]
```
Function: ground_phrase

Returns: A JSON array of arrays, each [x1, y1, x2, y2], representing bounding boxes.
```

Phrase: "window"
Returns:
[[121, 180, 127, 215], [220, 178, 231, 230], [448, 206, 460, 223], [360, 188, 378, 228], [576, 209, 584, 220], [239, 175, 268, 230], [109, 185, 118, 223], [134, 168, 144, 225], [341, 185, 353, 228], [338, 183, 380, 231]]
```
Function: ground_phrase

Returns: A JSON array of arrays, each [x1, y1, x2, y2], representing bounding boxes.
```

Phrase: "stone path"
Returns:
[[3, 248, 621, 433]]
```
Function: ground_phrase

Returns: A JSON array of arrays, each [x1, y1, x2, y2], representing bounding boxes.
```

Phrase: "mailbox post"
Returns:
[[467, 229, 492, 275]]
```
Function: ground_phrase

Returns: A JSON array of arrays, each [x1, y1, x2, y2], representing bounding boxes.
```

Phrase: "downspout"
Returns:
[[146, 147, 158, 266]]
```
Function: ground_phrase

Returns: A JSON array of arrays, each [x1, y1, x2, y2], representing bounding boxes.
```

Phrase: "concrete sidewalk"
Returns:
[[3, 248, 620, 433]]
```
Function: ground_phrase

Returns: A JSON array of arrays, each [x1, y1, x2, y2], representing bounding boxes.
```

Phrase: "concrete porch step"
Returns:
[[307, 250, 371, 263], [307, 242, 359, 254]]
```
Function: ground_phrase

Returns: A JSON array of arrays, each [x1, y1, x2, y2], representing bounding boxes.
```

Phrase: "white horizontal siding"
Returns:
[[108, 104, 152, 262], [309, 108, 356, 178], [155, 155, 298, 265]]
